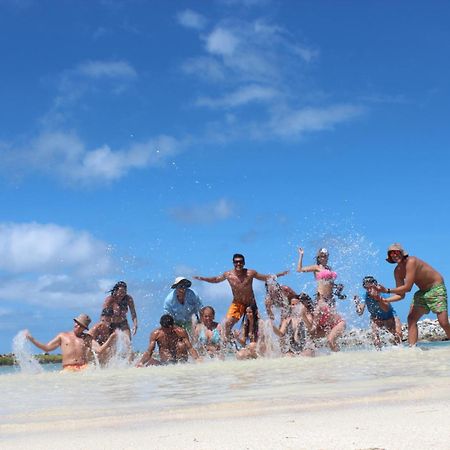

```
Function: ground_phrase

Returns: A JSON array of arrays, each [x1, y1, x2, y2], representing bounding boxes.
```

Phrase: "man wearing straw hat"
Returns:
[[376, 243, 450, 346], [25, 314, 115, 371]]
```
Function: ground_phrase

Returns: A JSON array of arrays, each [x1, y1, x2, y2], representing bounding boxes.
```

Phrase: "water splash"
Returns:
[[105, 330, 132, 368], [12, 330, 43, 374]]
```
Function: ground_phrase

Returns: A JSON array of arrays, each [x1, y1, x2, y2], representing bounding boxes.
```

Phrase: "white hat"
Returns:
[[171, 277, 192, 289]]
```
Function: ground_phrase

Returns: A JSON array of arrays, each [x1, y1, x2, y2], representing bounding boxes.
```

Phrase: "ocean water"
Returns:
[[1, 342, 449, 442]]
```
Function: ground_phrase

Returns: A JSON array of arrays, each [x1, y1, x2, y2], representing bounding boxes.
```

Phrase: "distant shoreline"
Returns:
[[0, 354, 62, 366]]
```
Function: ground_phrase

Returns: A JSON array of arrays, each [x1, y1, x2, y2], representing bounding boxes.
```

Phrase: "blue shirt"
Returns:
[[163, 288, 202, 324], [363, 292, 396, 320]]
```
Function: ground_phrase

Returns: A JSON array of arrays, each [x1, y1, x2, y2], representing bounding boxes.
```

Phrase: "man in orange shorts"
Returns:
[[194, 253, 289, 340]]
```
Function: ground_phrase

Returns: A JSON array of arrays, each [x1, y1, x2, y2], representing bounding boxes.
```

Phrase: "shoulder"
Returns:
[[175, 327, 188, 338], [187, 288, 199, 297], [247, 269, 257, 276]]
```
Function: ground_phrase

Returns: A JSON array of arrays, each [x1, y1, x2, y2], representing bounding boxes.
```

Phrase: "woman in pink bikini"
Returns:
[[296, 247, 346, 351]]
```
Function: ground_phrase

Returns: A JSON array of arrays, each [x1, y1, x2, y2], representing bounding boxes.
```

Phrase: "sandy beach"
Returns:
[[2, 339, 450, 450]]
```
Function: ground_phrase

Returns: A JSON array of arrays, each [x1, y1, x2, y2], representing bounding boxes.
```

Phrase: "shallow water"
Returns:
[[1, 342, 449, 424]]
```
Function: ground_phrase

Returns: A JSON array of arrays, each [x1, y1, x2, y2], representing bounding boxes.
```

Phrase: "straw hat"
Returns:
[[73, 313, 91, 330], [386, 243, 408, 263], [171, 277, 192, 289]]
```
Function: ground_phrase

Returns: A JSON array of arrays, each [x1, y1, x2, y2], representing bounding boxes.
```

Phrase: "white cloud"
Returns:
[[205, 27, 239, 56], [177, 9, 207, 30], [181, 57, 226, 82], [196, 84, 279, 108], [270, 104, 365, 137], [0, 222, 113, 275], [170, 198, 235, 224], [6, 131, 181, 185], [75, 60, 137, 79]]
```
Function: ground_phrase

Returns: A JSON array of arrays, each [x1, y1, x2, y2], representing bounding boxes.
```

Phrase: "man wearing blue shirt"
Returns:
[[163, 277, 202, 334]]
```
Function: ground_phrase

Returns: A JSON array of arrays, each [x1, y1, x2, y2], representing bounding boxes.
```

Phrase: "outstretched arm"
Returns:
[[25, 331, 61, 353], [254, 270, 289, 282], [376, 259, 416, 298], [193, 274, 226, 283], [296, 248, 319, 273]]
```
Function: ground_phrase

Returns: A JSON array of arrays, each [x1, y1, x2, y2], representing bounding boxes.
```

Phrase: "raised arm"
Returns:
[[296, 247, 319, 273], [272, 318, 289, 337], [193, 274, 226, 283], [353, 296, 365, 316], [25, 331, 62, 353]]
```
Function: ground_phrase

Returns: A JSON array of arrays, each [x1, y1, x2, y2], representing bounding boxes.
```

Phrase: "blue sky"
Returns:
[[1, 0, 449, 353]]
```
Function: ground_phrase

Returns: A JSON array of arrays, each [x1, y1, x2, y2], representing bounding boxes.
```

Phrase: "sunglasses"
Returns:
[[233, 260, 244, 265]]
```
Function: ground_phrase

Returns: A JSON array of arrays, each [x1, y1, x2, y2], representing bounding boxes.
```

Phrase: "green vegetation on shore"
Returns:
[[0, 354, 62, 366]]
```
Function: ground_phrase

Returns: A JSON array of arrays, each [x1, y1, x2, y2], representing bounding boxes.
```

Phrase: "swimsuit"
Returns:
[[226, 302, 248, 320], [109, 320, 130, 332], [62, 363, 88, 372], [364, 293, 396, 320], [316, 269, 337, 281], [413, 283, 447, 314], [316, 305, 341, 330], [198, 326, 221, 345]]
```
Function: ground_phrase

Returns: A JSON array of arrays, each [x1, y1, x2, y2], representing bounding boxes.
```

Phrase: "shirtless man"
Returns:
[[376, 243, 450, 346], [25, 314, 114, 371], [194, 253, 289, 340], [136, 314, 200, 366]]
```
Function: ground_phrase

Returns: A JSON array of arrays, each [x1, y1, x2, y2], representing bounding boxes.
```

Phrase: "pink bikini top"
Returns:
[[316, 269, 337, 281]]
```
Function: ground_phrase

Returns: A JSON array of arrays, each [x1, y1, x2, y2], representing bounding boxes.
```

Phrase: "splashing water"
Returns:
[[12, 330, 43, 374], [106, 330, 132, 369]]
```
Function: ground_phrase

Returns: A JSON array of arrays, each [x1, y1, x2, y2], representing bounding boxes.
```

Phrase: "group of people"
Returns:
[[25, 243, 449, 370]]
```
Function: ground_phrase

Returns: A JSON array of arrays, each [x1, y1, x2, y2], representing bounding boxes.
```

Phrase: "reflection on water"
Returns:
[[1, 342, 449, 425]]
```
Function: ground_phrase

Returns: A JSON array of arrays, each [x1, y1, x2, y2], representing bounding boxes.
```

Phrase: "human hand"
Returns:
[[374, 284, 387, 293], [298, 247, 304, 255]]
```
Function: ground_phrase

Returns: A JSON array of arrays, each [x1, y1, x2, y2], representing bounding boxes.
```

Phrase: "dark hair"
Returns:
[[362, 276, 378, 286], [200, 306, 215, 318], [160, 314, 174, 328], [297, 293, 314, 312], [242, 305, 258, 342], [111, 281, 127, 295], [233, 253, 245, 262]]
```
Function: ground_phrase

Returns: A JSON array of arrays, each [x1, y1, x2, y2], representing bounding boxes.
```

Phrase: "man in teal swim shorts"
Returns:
[[375, 243, 450, 346]]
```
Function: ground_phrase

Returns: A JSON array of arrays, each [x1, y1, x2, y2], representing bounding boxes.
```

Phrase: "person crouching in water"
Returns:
[[193, 306, 223, 358], [271, 293, 314, 357], [235, 305, 267, 359], [298, 292, 345, 352], [354, 276, 403, 348], [136, 314, 200, 366]]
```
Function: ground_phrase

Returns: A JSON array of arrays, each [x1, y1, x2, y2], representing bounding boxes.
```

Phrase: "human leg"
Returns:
[[436, 311, 450, 339], [407, 306, 427, 346], [327, 319, 345, 352]]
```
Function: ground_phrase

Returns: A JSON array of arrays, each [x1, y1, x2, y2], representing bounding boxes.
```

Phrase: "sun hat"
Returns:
[[386, 243, 409, 263], [316, 248, 329, 257], [73, 313, 91, 330], [171, 277, 192, 289]]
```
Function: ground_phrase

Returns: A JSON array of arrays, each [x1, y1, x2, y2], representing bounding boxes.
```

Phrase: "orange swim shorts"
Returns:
[[226, 302, 247, 320], [62, 363, 88, 372]]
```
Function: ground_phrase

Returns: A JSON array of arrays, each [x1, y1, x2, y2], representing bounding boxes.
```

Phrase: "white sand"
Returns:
[[2, 390, 450, 450]]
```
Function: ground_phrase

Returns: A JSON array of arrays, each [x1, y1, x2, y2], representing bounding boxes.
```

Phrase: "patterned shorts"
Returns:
[[413, 283, 447, 314]]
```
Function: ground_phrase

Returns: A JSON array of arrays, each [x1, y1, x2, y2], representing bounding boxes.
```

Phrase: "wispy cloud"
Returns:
[[75, 60, 137, 79], [3, 131, 182, 185], [169, 198, 235, 224], [177, 15, 365, 142], [196, 84, 279, 108], [177, 9, 207, 30]]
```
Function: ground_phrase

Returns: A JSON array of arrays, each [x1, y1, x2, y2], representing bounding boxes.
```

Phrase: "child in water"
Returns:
[[354, 276, 403, 348]]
